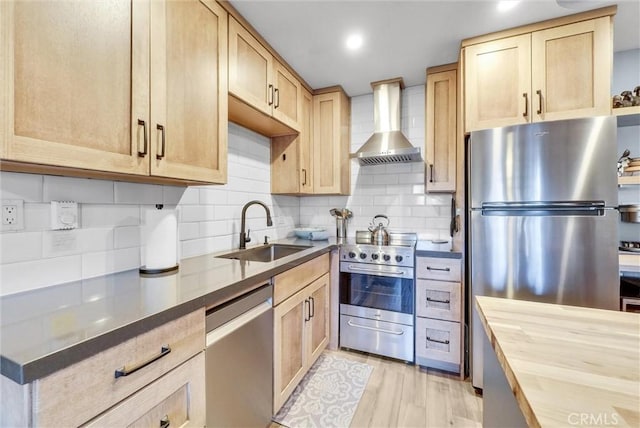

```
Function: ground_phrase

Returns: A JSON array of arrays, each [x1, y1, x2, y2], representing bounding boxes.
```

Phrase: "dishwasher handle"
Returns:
[[206, 300, 271, 347]]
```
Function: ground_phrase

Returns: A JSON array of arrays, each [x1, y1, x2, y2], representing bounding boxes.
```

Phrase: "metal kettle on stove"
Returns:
[[368, 214, 390, 246]]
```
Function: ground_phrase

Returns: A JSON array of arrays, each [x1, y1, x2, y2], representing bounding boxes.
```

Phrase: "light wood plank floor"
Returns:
[[271, 348, 483, 428]]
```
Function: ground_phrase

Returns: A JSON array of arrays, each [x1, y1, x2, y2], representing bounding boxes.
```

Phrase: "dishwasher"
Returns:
[[205, 283, 273, 428]]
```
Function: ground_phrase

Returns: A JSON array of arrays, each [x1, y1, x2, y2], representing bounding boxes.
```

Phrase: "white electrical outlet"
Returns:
[[1, 199, 24, 231]]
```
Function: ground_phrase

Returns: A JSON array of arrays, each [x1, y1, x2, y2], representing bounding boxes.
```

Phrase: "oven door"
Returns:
[[339, 262, 414, 320]]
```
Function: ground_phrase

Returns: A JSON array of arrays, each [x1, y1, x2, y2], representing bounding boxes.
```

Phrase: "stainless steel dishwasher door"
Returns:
[[205, 284, 273, 428]]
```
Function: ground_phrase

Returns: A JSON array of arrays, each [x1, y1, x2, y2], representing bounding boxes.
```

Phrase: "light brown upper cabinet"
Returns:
[[463, 12, 613, 132], [312, 88, 351, 195], [1, 0, 228, 184], [228, 16, 301, 136], [425, 65, 457, 193], [271, 88, 314, 194]]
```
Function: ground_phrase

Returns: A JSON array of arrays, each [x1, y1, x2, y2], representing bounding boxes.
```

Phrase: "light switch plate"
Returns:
[[51, 201, 78, 230]]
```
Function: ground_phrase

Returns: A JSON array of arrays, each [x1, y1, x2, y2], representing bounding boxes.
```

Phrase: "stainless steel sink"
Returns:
[[215, 244, 312, 262]]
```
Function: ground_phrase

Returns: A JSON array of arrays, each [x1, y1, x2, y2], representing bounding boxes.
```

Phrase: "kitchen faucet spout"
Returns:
[[240, 200, 273, 249]]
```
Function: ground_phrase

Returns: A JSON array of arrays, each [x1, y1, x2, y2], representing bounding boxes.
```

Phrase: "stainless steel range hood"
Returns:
[[353, 77, 422, 165]]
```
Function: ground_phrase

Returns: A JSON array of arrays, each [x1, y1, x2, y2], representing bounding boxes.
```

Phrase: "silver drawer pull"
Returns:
[[160, 415, 170, 428], [347, 319, 404, 335], [114, 345, 171, 379], [426, 266, 450, 272], [426, 336, 450, 345], [427, 297, 450, 304]]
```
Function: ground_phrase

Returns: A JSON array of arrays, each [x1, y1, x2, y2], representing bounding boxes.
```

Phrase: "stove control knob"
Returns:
[[395, 255, 403, 263], [371, 253, 379, 260], [348, 251, 356, 259], [383, 254, 391, 262], [359, 253, 367, 260]]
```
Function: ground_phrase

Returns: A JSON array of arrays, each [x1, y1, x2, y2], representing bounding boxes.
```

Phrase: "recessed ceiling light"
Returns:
[[346, 33, 363, 50], [497, 1, 520, 12]]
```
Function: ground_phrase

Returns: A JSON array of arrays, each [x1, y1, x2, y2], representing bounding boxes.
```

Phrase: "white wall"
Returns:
[[299, 85, 454, 240], [0, 124, 299, 296]]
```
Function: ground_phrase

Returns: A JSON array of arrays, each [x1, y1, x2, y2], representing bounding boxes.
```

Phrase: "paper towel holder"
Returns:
[[140, 204, 179, 275]]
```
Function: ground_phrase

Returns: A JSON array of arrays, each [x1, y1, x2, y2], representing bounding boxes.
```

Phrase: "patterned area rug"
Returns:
[[273, 353, 373, 428]]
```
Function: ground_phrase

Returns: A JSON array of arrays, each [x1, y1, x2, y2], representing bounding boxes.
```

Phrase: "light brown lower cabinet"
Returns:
[[0, 309, 205, 427], [273, 271, 330, 413], [85, 353, 205, 427]]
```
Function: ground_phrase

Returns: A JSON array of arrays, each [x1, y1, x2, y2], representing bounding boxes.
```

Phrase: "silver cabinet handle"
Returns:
[[309, 296, 315, 318], [429, 164, 434, 183], [426, 336, 450, 345], [114, 345, 171, 378], [274, 88, 280, 108], [522, 93, 528, 118], [302, 168, 307, 186], [426, 266, 450, 272], [347, 319, 404, 335], [427, 297, 450, 304], [304, 299, 310, 322]]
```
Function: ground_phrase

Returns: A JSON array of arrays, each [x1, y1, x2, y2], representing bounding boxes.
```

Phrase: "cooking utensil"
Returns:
[[620, 205, 640, 223], [368, 214, 390, 246], [330, 208, 353, 238]]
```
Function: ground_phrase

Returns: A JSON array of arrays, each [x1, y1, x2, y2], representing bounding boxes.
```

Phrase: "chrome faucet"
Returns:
[[240, 200, 273, 249]]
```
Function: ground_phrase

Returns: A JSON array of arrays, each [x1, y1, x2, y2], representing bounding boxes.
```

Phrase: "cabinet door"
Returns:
[[228, 16, 273, 117], [85, 353, 205, 428], [150, 0, 227, 183], [270, 88, 312, 194], [425, 69, 457, 192], [464, 34, 531, 132], [313, 91, 350, 195], [1, 0, 149, 175], [273, 289, 307, 413], [273, 61, 301, 131], [531, 17, 611, 122], [299, 88, 314, 193], [307, 273, 330, 366]]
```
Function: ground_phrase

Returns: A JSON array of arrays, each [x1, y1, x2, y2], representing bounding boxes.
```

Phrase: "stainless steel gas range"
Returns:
[[339, 232, 417, 362]]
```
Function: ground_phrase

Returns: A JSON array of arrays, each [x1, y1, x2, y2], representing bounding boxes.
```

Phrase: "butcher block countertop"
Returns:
[[475, 296, 640, 428]]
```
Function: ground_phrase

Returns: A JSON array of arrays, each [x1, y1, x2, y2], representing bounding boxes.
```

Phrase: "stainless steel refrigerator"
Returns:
[[469, 116, 619, 389]]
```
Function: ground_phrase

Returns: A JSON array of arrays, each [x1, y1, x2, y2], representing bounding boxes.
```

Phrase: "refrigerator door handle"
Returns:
[[481, 201, 605, 210]]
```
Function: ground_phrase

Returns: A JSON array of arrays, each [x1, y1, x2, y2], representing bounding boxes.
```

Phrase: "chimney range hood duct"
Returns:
[[353, 77, 422, 165]]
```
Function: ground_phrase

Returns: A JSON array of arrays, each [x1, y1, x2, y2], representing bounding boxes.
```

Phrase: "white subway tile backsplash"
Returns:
[[43, 175, 114, 203], [178, 222, 200, 241], [180, 205, 215, 223], [0, 172, 43, 201], [200, 220, 232, 237], [163, 185, 188, 205], [82, 247, 139, 279], [199, 187, 228, 205], [82, 205, 141, 228], [114, 182, 163, 205], [42, 230, 81, 258], [0, 232, 43, 264], [1, 256, 82, 296], [24, 203, 50, 231], [114, 226, 141, 249]]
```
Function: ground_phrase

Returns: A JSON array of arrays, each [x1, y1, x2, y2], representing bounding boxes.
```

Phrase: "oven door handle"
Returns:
[[346, 265, 406, 276], [347, 319, 405, 335]]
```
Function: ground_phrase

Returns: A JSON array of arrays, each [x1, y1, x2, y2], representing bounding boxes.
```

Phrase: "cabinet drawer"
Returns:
[[34, 309, 205, 427], [416, 257, 461, 281], [416, 279, 461, 322], [416, 317, 461, 365], [85, 353, 205, 427], [274, 253, 330, 305]]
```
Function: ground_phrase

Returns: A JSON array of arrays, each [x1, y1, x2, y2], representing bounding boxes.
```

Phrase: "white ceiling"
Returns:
[[229, 0, 640, 96]]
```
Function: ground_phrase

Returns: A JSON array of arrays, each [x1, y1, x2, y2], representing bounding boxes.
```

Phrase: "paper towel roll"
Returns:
[[141, 207, 179, 273], [141, 274, 178, 313]]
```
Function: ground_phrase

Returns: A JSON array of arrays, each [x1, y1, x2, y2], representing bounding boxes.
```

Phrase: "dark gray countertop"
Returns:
[[0, 238, 336, 384]]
